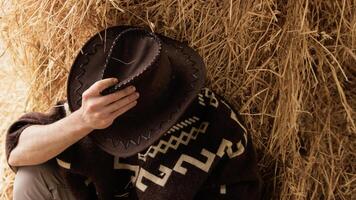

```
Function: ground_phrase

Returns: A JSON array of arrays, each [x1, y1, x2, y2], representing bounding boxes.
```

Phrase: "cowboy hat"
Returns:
[[67, 25, 206, 157]]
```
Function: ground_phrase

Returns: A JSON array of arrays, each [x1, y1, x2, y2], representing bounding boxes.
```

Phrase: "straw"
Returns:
[[0, 0, 355, 199]]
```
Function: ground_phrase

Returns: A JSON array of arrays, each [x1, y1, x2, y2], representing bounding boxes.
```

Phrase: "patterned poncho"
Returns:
[[6, 87, 262, 200]]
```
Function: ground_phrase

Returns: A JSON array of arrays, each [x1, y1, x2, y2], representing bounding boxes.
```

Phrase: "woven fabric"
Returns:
[[6, 87, 262, 200]]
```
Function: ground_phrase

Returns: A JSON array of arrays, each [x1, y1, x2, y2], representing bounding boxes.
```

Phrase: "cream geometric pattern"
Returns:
[[59, 89, 249, 195], [173, 148, 215, 175], [136, 165, 173, 192], [216, 139, 245, 159], [113, 137, 247, 193], [220, 184, 227, 194], [198, 87, 219, 108], [53, 89, 251, 197], [198, 93, 206, 106], [138, 121, 209, 161], [198, 87, 248, 146], [220, 99, 248, 144], [113, 157, 140, 183], [113, 157, 173, 192], [165, 116, 200, 135]]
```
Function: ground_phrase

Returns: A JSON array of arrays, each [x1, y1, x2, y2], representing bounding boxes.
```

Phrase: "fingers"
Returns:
[[108, 100, 138, 119], [80, 78, 139, 124], [102, 91, 139, 113], [85, 78, 118, 97], [95, 85, 137, 107]]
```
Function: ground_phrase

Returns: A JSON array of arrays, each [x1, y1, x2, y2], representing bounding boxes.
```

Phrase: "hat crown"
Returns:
[[102, 28, 160, 92], [66, 25, 206, 157], [101, 27, 173, 110]]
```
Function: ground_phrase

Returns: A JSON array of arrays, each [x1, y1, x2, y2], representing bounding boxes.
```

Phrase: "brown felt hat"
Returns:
[[67, 25, 206, 157]]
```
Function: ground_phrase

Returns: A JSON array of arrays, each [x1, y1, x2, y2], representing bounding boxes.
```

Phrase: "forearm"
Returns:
[[8, 78, 138, 167], [8, 109, 94, 166]]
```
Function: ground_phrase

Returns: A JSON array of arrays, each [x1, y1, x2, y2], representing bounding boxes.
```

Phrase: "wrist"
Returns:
[[70, 108, 94, 135]]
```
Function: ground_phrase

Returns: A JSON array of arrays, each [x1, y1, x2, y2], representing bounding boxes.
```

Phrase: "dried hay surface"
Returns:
[[0, 0, 355, 199]]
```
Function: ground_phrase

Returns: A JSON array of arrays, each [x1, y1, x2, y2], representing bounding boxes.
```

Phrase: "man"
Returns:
[[8, 79, 138, 168], [6, 26, 262, 199], [7, 79, 138, 199]]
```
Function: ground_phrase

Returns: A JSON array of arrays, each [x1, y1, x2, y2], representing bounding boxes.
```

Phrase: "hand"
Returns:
[[77, 78, 139, 130]]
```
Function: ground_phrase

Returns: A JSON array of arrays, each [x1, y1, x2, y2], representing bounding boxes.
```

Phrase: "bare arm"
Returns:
[[8, 109, 93, 166], [8, 78, 139, 166]]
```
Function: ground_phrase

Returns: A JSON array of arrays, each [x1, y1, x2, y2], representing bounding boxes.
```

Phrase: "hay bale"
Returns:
[[0, 0, 355, 199]]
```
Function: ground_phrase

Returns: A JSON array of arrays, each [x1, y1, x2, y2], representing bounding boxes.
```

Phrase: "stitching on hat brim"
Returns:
[[67, 26, 132, 112], [67, 26, 206, 157], [101, 27, 162, 94], [104, 35, 206, 157]]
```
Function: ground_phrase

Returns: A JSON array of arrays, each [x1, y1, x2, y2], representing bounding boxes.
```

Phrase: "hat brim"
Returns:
[[67, 26, 206, 157]]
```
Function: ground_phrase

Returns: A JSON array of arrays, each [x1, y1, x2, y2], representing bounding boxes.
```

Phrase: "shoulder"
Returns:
[[198, 87, 247, 135], [195, 87, 248, 151], [14, 99, 69, 125]]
